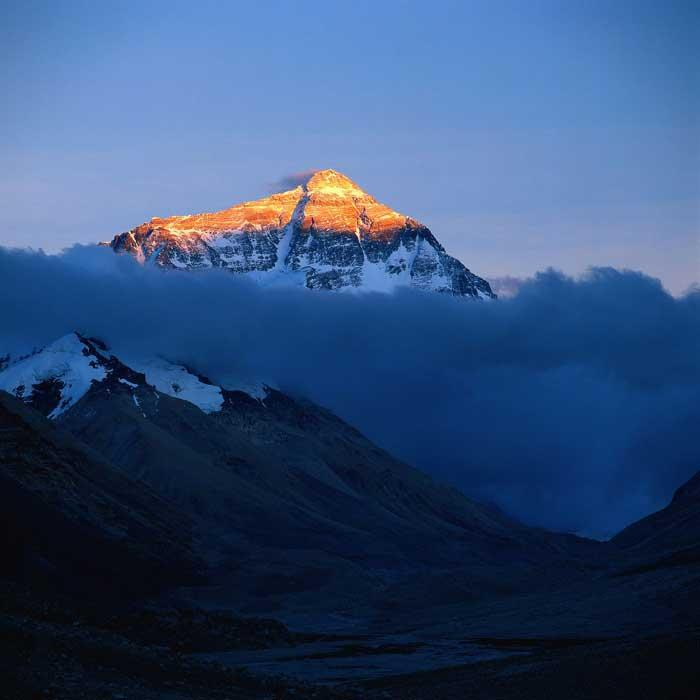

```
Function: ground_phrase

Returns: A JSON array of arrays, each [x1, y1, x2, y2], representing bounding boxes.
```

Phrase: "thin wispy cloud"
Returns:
[[268, 170, 319, 193]]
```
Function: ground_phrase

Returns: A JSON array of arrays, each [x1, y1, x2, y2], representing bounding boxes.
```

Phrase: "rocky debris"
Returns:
[[100, 608, 296, 653], [0, 601, 352, 700]]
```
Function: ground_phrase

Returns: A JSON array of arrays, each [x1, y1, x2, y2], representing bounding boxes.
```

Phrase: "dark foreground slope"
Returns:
[[0, 391, 200, 600], [56, 367, 601, 617], [0, 393, 346, 698], [0, 332, 601, 625]]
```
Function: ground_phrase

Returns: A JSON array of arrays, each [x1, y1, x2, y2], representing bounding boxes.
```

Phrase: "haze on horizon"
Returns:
[[1, 0, 698, 295]]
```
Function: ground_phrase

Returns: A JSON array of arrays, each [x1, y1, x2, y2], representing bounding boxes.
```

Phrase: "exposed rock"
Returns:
[[106, 169, 495, 298]]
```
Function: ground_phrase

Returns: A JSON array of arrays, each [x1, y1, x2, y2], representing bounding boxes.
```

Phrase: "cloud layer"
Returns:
[[487, 275, 525, 298], [1, 245, 699, 538]]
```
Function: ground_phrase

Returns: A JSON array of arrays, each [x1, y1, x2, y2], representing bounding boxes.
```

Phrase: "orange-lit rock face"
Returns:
[[107, 169, 495, 298], [150, 169, 410, 239], [151, 188, 301, 235], [299, 170, 411, 239]]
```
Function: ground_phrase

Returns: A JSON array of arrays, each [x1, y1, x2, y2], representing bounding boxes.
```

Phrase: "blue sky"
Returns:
[[1, 0, 698, 293]]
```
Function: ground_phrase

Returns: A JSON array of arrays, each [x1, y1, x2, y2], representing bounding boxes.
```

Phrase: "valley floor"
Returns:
[[4, 608, 698, 700], [356, 632, 700, 700], [3, 561, 700, 700]]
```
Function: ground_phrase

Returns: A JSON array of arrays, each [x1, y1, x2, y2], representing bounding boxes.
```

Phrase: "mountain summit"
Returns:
[[106, 169, 495, 298]]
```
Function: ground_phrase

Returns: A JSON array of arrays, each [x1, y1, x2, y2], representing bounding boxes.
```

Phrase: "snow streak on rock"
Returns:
[[106, 170, 495, 299], [0, 333, 268, 417]]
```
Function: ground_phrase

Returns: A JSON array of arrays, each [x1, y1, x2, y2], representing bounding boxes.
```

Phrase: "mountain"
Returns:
[[105, 169, 495, 298], [0, 332, 267, 419], [6, 334, 699, 697], [0, 333, 592, 615], [0, 390, 200, 599], [613, 469, 700, 559]]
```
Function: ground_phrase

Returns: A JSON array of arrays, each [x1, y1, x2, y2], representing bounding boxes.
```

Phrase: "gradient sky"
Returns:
[[2, 0, 698, 294]]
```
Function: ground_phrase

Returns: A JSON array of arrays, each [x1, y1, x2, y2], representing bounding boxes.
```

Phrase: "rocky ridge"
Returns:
[[106, 169, 495, 298]]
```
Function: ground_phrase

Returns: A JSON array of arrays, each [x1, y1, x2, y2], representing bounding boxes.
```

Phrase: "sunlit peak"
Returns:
[[302, 169, 366, 197]]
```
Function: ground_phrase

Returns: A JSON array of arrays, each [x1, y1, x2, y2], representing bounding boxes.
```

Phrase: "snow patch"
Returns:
[[121, 356, 224, 413], [0, 333, 106, 418]]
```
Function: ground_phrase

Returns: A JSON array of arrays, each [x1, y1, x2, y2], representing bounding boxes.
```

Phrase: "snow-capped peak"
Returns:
[[301, 169, 367, 197], [0, 333, 106, 418], [0, 333, 269, 419], [105, 170, 496, 299]]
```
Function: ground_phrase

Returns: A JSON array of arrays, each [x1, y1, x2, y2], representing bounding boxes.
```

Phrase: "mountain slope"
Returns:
[[612, 469, 700, 557], [0, 332, 597, 615], [0, 390, 200, 599], [106, 169, 495, 298]]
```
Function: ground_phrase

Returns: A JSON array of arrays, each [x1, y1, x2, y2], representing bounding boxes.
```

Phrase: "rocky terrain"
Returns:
[[0, 582, 351, 700], [0, 333, 598, 618], [2, 333, 699, 698], [105, 169, 495, 298]]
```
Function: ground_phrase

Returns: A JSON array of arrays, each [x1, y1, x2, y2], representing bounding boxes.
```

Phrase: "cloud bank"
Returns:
[[1, 245, 699, 538], [487, 275, 525, 298]]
